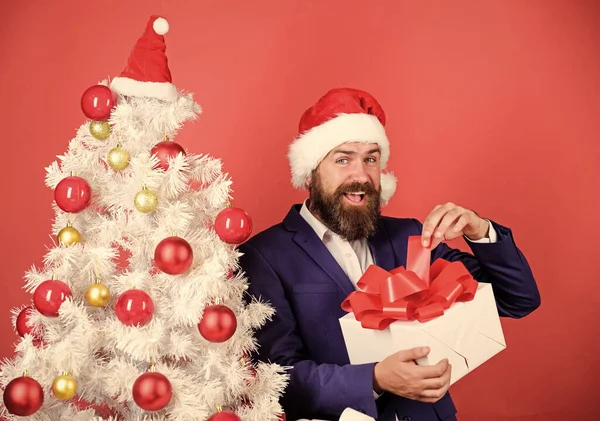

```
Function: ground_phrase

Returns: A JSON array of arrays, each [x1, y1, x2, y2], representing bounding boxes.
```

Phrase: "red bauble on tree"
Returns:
[[54, 176, 92, 213], [115, 289, 154, 327], [198, 304, 237, 343], [15, 306, 44, 347], [15, 306, 36, 337], [214, 207, 252, 245], [207, 410, 241, 421], [132, 371, 172, 411], [151, 140, 186, 171], [154, 236, 193, 275], [81, 84, 117, 120], [3, 376, 44, 416], [33, 280, 72, 317]]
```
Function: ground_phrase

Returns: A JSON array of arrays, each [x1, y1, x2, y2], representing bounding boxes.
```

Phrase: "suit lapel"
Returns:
[[368, 219, 398, 271], [285, 205, 355, 296]]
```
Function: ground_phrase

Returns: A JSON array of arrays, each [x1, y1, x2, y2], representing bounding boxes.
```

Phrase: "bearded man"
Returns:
[[238, 88, 540, 421]]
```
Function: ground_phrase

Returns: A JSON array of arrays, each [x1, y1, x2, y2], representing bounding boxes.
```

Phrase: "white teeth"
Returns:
[[346, 192, 365, 195]]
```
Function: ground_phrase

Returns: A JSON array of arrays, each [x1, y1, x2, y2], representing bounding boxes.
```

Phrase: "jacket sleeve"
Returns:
[[239, 242, 380, 420], [411, 218, 541, 318]]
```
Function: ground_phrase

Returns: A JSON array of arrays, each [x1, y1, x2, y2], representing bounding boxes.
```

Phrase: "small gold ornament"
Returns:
[[134, 186, 158, 213], [107, 145, 130, 171], [51, 371, 77, 400], [57, 223, 81, 246], [85, 281, 111, 307], [89, 121, 111, 140]]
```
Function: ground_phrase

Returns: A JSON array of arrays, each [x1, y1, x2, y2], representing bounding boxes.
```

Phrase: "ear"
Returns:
[[305, 174, 312, 188]]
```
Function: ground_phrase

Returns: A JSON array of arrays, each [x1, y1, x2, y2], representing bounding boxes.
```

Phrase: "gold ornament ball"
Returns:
[[134, 188, 158, 213], [107, 146, 130, 171], [52, 373, 77, 400], [85, 283, 111, 307], [58, 226, 81, 246], [89, 121, 111, 140]]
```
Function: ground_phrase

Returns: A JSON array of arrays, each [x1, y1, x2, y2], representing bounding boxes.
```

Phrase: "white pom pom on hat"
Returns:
[[153, 17, 169, 35]]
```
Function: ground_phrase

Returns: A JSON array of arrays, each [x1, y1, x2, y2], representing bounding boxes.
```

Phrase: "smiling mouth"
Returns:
[[343, 192, 366, 204]]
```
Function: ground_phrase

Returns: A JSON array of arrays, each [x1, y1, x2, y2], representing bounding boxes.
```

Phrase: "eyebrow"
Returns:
[[332, 148, 381, 155]]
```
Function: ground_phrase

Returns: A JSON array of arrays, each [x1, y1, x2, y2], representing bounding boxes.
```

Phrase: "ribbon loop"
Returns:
[[341, 235, 478, 329]]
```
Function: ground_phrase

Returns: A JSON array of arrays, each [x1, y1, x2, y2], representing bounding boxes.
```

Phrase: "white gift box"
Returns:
[[339, 282, 506, 386]]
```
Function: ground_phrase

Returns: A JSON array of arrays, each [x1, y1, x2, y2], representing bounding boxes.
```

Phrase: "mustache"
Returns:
[[336, 181, 378, 195]]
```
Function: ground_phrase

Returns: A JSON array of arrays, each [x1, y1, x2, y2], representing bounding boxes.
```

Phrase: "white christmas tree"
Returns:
[[0, 15, 287, 421]]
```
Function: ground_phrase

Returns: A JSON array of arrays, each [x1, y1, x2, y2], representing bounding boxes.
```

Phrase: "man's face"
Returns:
[[307, 142, 382, 241]]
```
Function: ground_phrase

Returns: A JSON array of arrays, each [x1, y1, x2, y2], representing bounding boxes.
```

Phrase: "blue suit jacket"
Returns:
[[238, 205, 540, 421]]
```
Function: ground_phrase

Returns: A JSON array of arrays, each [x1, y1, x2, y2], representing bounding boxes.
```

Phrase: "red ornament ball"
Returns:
[[154, 236, 193, 275], [54, 176, 92, 213], [15, 307, 36, 337], [151, 141, 186, 171], [3, 376, 44, 416], [132, 371, 172, 412], [207, 410, 241, 421], [115, 289, 154, 327], [81, 85, 116, 120], [33, 280, 72, 317], [198, 304, 237, 343], [214, 207, 253, 244]]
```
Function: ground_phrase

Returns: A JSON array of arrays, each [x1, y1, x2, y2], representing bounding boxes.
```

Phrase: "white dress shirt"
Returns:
[[298, 199, 497, 413]]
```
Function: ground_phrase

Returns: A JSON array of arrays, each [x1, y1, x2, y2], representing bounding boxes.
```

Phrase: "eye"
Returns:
[[365, 157, 378, 164], [336, 158, 348, 164]]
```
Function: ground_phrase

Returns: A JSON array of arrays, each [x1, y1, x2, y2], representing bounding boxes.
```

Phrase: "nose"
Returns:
[[348, 160, 369, 183]]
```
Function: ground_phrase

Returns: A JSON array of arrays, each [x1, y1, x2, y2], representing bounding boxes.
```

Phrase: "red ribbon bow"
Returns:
[[341, 236, 478, 329]]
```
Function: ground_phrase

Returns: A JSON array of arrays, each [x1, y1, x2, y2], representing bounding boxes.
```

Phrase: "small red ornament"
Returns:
[[151, 140, 186, 171], [115, 289, 154, 327], [15, 307, 36, 337], [132, 371, 172, 411], [214, 207, 253, 245], [278, 413, 286, 421], [54, 176, 92, 213], [33, 280, 72, 317], [207, 410, 241, 421], [198, 304, 237, 343], [154, 236, 193, 275], [81, 85, 117, 120], [3, 376, 44, 416]]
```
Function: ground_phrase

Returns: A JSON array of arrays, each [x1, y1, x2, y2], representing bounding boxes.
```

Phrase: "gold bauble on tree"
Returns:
[[51, 371, 77, 400], [85, 281, 110, 307], [134, 186, 158, 213], [89, 121, 111, 140], [107, 144, 130, 171], [57, 223, 81, 246]]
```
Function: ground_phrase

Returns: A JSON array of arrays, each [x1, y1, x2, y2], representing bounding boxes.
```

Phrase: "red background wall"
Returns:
[[1, 1, 598, 420]]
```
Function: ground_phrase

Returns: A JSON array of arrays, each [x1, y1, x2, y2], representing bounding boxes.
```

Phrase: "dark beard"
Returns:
[[308, 172, 381, 242]]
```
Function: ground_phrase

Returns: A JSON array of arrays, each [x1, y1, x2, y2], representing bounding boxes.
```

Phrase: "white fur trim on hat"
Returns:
[[380, 171, 397, 204], [110, 76, 178, 102], [288, 113, 390, 189]]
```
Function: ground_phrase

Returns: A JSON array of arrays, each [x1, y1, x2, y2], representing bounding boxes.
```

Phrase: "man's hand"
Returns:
[[421, 202, 489, 249], [373, 347, 452, 403]]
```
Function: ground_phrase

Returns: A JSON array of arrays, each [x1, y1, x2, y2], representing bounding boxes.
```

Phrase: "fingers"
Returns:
[[415, 358, 449, 379], [421, 202, 470, 248], [395, 346, 430, 362], [430, 208, 468, 248], [420, 364, 451, 401], [421, 205, 448, 247]]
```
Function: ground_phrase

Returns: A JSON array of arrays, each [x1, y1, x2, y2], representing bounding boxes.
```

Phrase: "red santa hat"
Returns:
[[109, 15, 178, 102], [288, 88, 397, 203]]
